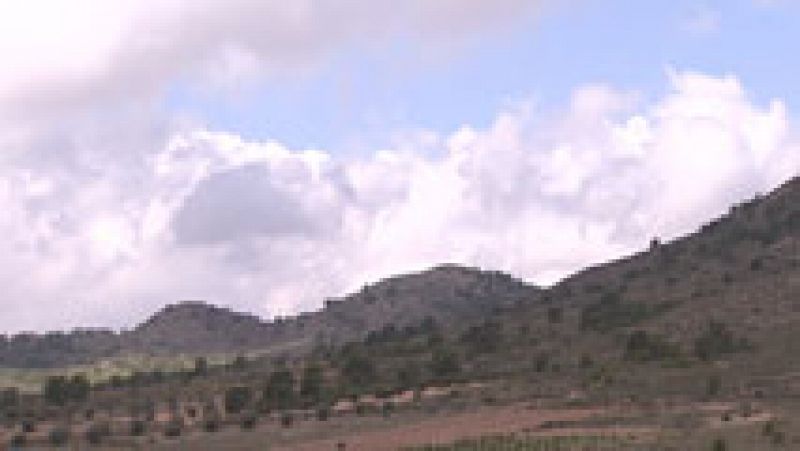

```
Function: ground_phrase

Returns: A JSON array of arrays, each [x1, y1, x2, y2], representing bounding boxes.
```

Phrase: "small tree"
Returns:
[[224, 386, 252, 414], [0, 387, 19, 408], [49, 426, 70, 446], [130, 420, 146, 436], [341, 353, 376, 390], [397, 361, 421, 390], [263, 369, 296, 410], [240, 412, 257, 430], [164, 419, 182, 438], [430, 348, 460, 381], [194, 357, 209, 376], [707, 375, 722, 396], [85, 422, 111, 445], [299, 364, 324, 405]]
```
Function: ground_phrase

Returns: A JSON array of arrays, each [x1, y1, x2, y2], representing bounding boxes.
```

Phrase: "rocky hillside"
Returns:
[[1, 175, 796, 370], [0, 265, 539, 368], [478, 175, 800, 384]]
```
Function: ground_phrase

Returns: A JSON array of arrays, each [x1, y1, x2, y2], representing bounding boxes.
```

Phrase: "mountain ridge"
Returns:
[[1, 175, 797, 369]]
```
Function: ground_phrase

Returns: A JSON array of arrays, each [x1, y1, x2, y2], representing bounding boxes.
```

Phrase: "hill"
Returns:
[[0, 265, 538, 368]]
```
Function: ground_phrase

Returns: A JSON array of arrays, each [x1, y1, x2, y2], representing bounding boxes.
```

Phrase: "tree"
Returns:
[[341, 353, 376, 389], [224, 386, 252, 414], [193, 357, 209, 376], [299, 364, 324, 405], [45, 374, 90, 406], [694, 321, 744, 361], [49, 427, 69, 446], [459, 320, 502, 354], [397, 361, 421, 390], [430, 348, 460, 380], [0, 387, 19, 408], [68, 374, 90, 402], [44, 376, 69, 406], [547, 307, 563, 324], [707, 374, 722, 396], [263, 369, 296, 410]]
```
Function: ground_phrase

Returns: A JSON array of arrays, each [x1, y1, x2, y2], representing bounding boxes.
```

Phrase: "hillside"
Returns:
[[0, 175, 797, 376], [0, 176, 798, 450], [0, 265, 538, 368]]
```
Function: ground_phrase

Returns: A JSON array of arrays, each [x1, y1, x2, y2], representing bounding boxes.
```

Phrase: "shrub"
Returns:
[[397, 361, 421, 391], [21, 419, 35, 433], [429, 348, 461, 380], [341, 353, 377, 389], [240, 413, 257, 430], [711, 438, 727, 451], [694, 321, 747, 361], [707, 375, 722, 396], [130, 420, 146, 436], [163, 420, 182, 438], [48, 427, 69, 446], [0, 388, 19, 408], [85, 421, 111, 445], [224, 386, 252, 414], [316, 407, 330, 421], [263, 370, 296, 410], [534, 354, 549, 373], [10, 433, 26, 447], [382, 402, 395, 418], [580, 292, 651, 331], [300, 364, 324, 404], [280, 412, 294, 428], [203, 419, 220, 433], [547, 307, 563, 324], [459, 320, 503, 354]]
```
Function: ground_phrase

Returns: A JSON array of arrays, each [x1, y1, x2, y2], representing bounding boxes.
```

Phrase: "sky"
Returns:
[[0, 0, 798, 333]]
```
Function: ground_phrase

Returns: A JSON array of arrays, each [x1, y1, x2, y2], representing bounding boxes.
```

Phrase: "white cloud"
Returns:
[[3, 69, 796, 333], [0, 0, 546, 125], [0, 2, 797, 333]]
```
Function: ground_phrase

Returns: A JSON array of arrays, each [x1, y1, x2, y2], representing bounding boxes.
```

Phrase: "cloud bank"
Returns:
[[0, 2, 797, 332]]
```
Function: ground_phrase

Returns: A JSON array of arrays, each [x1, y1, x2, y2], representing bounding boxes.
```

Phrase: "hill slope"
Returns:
[[0, 265, 538, 368]]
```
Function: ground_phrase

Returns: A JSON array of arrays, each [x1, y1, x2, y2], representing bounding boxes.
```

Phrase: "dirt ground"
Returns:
[[279, 404, 653, 451], [151, 403, 654, 451]]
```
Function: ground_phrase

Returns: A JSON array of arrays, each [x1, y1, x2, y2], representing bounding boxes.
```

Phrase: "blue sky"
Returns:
[[0, 0, 799, 331], [166, 0, 799, 153]]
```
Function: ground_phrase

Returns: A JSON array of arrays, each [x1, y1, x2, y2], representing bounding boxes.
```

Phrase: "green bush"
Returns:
[[163, 420, 182, 438], [48, 427, 70, 446], [130, 420, 146, 436], [10, 433, 26, 447], [203, 419, 219, 433], [240, 413, 257, 430], [429, 348, 461, 380], [711, 438, 727, 451], [707, 375, 722, 396], [85, 421, 111, 445], [21, 419, 35, 433], [263, 370, 296, 410], [224, 386, 252, 414]]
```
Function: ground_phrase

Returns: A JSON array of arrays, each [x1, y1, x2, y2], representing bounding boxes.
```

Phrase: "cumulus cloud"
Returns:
[[0, 2, 797, 333], [0, 0, 546, 124], [4, 70, 793, 333]]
